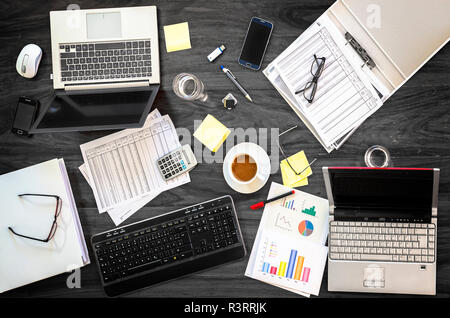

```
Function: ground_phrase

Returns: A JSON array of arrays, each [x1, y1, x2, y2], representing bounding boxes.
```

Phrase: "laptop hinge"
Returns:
[[328, 204, 335, 222], [64, 80, 149, 91], [431, 168, 440, 218], [432, 207, 437, 218], [329, 204, 335, 216]]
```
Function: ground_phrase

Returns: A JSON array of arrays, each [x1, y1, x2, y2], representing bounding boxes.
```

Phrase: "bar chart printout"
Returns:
[[261, 248, 310, 282], [254, 231, 328, 296]]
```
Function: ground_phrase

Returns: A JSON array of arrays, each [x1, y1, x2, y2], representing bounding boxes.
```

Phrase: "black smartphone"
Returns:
[[12, 96, 39, 136], [238, 17, 273, 71]]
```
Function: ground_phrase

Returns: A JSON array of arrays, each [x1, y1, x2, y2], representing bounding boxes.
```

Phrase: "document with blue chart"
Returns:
[[245, 182, 329, 296]]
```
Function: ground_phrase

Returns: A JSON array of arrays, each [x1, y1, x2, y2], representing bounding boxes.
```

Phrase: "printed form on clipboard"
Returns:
[[264, 0, 450, 152], [265, 15, 384, 152]]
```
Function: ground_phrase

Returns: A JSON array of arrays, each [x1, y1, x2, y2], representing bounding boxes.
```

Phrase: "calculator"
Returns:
[[157, 144, 197, 180]]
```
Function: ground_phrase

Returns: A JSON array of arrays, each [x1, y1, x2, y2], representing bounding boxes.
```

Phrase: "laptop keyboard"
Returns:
[[329, 221, 435, 263], [59, 40, 152, 83]]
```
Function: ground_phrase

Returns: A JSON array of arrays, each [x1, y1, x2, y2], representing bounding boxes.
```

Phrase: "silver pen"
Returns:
[[220, 65, 253, 102]]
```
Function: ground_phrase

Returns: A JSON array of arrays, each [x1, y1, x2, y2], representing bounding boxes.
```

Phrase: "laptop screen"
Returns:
[[328, 168, 435, 222], [30, 86, 159, 133]]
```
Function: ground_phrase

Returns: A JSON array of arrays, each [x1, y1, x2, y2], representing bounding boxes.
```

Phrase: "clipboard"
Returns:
[[330, 0, 449, 100], [264, 0, 450, 152]]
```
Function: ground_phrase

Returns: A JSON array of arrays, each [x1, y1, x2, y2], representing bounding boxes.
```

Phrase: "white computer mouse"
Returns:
[[16, 44, 42, 78]]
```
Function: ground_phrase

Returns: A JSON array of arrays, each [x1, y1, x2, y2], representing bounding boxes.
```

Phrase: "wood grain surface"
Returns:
[[0, 0, 449, 298]]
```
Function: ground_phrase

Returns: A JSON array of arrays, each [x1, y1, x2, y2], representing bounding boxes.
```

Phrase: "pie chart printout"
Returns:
[[298, 220, 314, 237]]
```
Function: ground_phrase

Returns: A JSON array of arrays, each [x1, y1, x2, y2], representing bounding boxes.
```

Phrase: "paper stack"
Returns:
[[0, 159, 89, 293], [245, 182, 329, 297], [79, 109, 190, 225]]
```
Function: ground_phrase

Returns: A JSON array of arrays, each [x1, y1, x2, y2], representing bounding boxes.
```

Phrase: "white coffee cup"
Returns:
[[228, 152, 266, 185]]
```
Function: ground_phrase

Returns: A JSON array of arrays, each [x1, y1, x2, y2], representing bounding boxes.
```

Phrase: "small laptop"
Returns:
[[31, 6, 160, 133], [323, 167, 439, 295]]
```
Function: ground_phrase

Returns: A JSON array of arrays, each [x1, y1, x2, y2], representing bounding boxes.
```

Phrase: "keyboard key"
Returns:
[[127, 260, 162, 275], [415, 229, 427, 235], [95, 42, 126, 50], [360, 254, 392, 261], [418, 236, 428, 248], [60, 52, 75, 58]]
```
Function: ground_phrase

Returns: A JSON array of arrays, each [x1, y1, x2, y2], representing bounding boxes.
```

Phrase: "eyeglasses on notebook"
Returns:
[[8, 193, 62, 243], [295, 54, 326, 103]]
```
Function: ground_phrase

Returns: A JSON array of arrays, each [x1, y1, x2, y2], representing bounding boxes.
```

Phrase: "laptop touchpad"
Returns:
[[363, 265, 385, 288], [86, 12, 122, 39]]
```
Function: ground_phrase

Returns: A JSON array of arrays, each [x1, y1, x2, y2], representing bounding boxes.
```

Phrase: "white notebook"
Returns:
[[0, 159, 89, 293]]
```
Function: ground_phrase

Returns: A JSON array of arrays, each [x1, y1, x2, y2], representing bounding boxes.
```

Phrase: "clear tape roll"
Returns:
[[66, 4, 80, 10], [364, 145, 391, 168]]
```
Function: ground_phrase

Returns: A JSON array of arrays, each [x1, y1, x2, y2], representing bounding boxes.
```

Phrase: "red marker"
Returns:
[[250, 190, 295, 210]]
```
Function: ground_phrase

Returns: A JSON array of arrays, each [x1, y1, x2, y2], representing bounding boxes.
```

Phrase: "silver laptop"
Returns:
[[32, 6, 161, 133], [50, 6, 160, 90], [323, 167, 439, 295]]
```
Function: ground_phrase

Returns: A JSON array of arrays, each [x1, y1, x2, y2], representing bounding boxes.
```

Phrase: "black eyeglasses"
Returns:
[[8, 194, 62, 243], [295, 54, 326, 103], [278, 126, 317, 175]]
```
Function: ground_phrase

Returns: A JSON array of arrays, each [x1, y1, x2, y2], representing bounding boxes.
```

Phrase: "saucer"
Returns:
[[223, 142, 271, 194]]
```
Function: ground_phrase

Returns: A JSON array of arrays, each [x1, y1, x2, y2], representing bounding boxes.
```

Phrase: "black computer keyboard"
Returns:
[[59, 39, 152, 83], [91, 196, 246, 296]]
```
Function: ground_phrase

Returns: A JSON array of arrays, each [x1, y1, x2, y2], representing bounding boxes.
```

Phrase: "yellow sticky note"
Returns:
[[163, 22, 192, 53], [280, 150, 312, 188], [193, 115, 230, 152]]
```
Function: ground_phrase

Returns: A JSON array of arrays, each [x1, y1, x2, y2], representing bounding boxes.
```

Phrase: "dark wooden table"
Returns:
[[1, 0, 449, 298]]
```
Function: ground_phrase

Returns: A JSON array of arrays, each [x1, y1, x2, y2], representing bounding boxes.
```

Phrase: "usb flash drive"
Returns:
[[207, 45, 226, 62]]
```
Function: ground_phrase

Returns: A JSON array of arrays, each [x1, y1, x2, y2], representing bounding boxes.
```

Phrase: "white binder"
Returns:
[[0, 159, 90, 293], [264, 0, 450, 152]]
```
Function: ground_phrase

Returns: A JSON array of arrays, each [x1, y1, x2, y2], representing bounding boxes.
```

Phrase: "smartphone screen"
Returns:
[[239, 18, 273, 70], [12, 99, 37, 135], [14, 102, 36, 130]]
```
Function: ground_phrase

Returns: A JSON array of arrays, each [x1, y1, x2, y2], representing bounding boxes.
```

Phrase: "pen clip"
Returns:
[[227, 69, 236, 79]]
